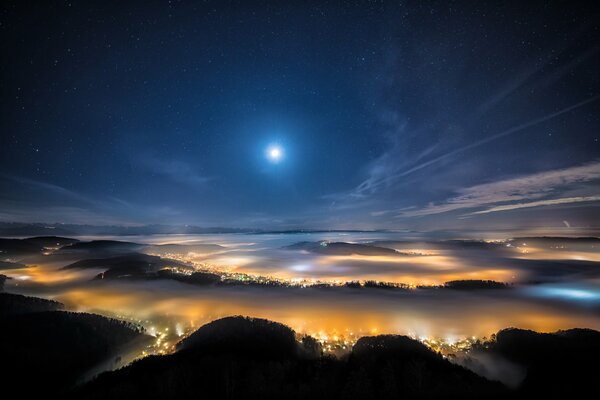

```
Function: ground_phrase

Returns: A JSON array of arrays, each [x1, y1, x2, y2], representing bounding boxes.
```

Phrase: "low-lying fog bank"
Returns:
[[2, 233, 599, 341]]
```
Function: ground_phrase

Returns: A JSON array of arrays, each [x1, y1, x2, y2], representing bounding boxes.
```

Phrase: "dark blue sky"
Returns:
[[1, 1, 599, 230]]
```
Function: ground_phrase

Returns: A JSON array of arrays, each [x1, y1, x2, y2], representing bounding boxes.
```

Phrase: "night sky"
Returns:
[[1, 1, 599, 230]]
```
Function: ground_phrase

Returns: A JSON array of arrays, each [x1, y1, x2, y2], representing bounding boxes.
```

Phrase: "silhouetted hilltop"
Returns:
[[62, 253, 193, 279], [0, 237, 44, 256], [477, 328, 600, 397], [352, 334, 439, 360], [509, 236, 600, 254], [2, 293, 599, 399], [285, 241, 400, 256], [0, 260, 27, 269], [348, 335, 504, 398], [372, 239, 508, 252], [0, 292, 63, 316], [509, 257, 600, 282], [444, 280, 509, 290], [0, 292, 149, 396], [23, 236, 80, 248], [157, 269, 222, 285], [418, 280, 510, 290], [59, 240, 144, 255], [63, 255, 285, 287], [178, 316, 299, 359], [0, 222, 78, 236], [362, 280, 411, 289], [284, 239, 510, 257], [0, 236, 80, 257], [511, 236, 600, 244], [76, 316, 505, 400]]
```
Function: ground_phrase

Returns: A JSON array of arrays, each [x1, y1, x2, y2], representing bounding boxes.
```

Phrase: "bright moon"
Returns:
[[266, 145, 284, 163]]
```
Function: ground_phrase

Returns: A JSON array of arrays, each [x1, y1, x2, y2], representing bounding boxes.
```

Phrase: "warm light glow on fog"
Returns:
[[2, 233, 600, 358]]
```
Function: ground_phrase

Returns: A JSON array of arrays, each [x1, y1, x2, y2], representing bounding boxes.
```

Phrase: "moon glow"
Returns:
[[266, 145, 284, 163]]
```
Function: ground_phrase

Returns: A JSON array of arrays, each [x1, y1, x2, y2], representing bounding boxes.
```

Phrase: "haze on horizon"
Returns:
[[1, 1, 599, 233]]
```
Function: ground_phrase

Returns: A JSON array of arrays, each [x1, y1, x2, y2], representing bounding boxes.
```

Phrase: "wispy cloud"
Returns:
[[136, 156, 213, 187], [0, 173, 94, 205], [477, 23, 598, 114], [364, 96, 600, 198], [399, 161, 600, 217], [0, 174, 181, 224], [470, 196, 600, 215], [326, 95, 600, 214]]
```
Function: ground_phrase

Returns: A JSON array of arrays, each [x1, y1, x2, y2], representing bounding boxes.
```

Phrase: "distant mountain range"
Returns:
[[0, 222, 388, 237], [0, 222, 258, 236]]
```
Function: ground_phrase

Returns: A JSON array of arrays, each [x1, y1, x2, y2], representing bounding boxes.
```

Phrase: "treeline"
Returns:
[[0, 293, 149, 397], [2, 292, 600, 399], [0, 292, 63, 317], [76, 316, 505, 400], [74, 317, 600, 400], [419, 280, 510, 290], [473, 328, 600, 397]]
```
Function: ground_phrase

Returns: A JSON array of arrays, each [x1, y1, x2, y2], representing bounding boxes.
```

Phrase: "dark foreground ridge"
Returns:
[[0, 293, 151, 397], [2, 294, 600, 399], [78, 316, 503, 400], [0, 292, 63, 317], [477, 327, 600, 396]]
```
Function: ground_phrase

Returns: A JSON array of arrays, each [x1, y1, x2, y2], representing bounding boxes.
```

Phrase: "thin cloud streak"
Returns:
[[0, 173, 94, 204], [470, 196, 600, 215], [136, 156, 213, 187], [399, 161, 600, 217], [323, 95, 599, 223], [0, 174, 181, 225], [477, 22, 598, 115], [371, 95, 600, 193]]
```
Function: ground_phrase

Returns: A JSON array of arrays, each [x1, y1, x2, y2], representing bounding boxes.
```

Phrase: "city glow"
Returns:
[[3, 233, 600, 355]]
